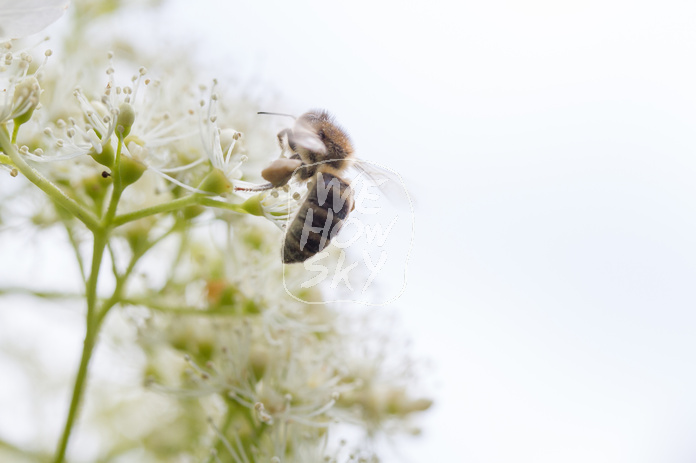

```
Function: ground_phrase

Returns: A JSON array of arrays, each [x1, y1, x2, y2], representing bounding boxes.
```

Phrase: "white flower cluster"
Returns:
[[25, 55, 244, 193], [0, 42, 51, 169], [136, 233, 431, 461]]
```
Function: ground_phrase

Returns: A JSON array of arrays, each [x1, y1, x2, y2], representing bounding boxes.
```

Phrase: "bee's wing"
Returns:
[[293, 121, 328, 155], [349, 159, 414, 211]]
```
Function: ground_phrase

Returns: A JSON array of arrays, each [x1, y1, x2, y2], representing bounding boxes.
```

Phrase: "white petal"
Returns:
[[0, 0, 69, 40]]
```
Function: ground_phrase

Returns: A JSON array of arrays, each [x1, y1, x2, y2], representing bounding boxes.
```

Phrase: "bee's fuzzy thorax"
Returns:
[[300, 109, 354, 156]]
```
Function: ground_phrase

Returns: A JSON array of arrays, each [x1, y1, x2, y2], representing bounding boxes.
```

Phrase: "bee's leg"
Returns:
[[287, 153, 314, 180], [262, 158, 303, 188], [277, 128, 295, 151]]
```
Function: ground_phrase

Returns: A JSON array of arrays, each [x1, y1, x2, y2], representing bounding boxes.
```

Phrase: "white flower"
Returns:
[[258, 181, 307, 230], [0, 47, 47, 125], [0, 0, 69, 40], [196, 81, 246, 186]]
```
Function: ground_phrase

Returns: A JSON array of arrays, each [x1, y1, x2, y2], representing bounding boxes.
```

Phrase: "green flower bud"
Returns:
[[83, 172, 112, 209], [119, 156, 146, 187], [12, 76, 40, 127], [89, 142, 115, 168], [124, 222, 150, 254], [116, 102, 135, 138], [240, 194, 264, 216], [198, 168, 231, 195]]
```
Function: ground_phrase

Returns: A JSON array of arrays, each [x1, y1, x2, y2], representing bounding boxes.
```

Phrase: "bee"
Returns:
[[250, 110, 356, 264]]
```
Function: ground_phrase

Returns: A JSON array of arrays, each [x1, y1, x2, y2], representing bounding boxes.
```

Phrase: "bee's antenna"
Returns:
[[257, 111, 297, 120]]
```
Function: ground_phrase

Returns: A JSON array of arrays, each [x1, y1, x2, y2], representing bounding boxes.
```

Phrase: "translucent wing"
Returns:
[[293, 119, 328, 155], [348, 158, 414, 211]]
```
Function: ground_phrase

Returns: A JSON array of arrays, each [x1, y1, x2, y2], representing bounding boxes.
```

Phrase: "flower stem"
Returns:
[[198, 197, 247, 213], [11, 123, 20, 144], [109, 189, 251, 227], [112, 194, 199, 226], [53, 231, 108, 463], [52, 325, 97, 463], [0, 287, 82, 299], [0, 153, 15, 167]]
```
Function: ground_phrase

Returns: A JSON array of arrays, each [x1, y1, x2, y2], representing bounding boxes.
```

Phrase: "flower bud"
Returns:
[[119, 155, 146, 187], [124, 222, 150, 254], [240, 194, 264, 216], [83, 172, 112, 208], [89, 142, 115, 168], [116, 102, 135, 138], [12, 76, 40, 126], [197, 168, 231, 195]]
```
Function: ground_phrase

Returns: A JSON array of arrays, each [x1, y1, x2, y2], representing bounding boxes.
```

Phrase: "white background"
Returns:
[[7, 0, 696, 462]]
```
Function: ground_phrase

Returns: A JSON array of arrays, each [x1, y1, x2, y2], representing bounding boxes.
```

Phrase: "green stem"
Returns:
[[53, 231, 108, 463], [0, 152, 14, 167], [54, 216, 156, 460], [95, 239, 146, 326], [52, 136, 130, 461], [103, 185, 123, 226], [0, 287, 82, 299], [0, 125, 100, 231], [205, 402, 238, 463], [112, 195, 199, 226], [198, 197, 247, 213], [85, 232, 107, 327], [102, 137, 125, 227], [52, 324, 98, 463], [64, 220, 87, 283], [112, 195, 247, 227], [11, 122, 19, 144]]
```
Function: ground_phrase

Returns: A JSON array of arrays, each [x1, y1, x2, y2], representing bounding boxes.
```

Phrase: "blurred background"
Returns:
[[5, 0, 696, 462]]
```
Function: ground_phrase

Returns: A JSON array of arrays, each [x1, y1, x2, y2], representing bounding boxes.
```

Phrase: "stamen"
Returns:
[[254, 402, 274, 424], [207, 418, 246, 463]]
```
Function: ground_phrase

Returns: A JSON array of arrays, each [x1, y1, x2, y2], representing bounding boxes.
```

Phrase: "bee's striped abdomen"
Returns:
[[282, 172, 353, 264]]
